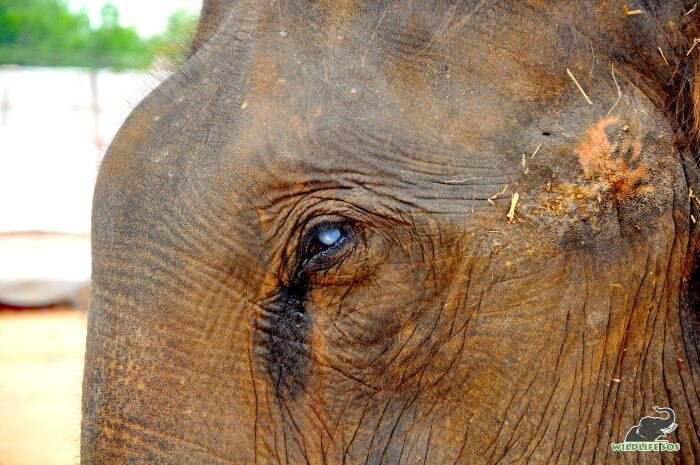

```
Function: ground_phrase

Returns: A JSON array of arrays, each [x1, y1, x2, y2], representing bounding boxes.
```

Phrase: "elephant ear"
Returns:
[[189, 0, 236, 56], [685, 10, 700, 321], [652, 1, 700, 320]]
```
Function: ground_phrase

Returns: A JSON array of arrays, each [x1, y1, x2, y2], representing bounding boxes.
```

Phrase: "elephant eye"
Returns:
[[316, 227, 342, 247], [300, 221, 352, 266]]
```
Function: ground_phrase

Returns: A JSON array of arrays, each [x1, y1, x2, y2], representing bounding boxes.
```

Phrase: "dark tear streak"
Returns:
[[255, 280, 312, 399]]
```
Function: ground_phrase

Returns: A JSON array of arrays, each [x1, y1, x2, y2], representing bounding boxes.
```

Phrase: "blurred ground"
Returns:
[[0, 308, 86, 465]]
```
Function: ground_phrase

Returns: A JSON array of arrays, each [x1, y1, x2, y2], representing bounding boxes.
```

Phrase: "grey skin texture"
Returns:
[[82, 1, 700, 464], [624, 407, 678, 442]]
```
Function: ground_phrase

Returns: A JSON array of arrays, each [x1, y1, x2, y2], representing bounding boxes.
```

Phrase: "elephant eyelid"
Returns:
[[297, 220, 355, 271]]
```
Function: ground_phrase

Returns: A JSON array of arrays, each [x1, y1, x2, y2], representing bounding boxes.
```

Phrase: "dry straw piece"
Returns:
[[623, 5, 644, 15], [566, 68, 593, 105], [488, 184, 509, 205], [607, 64, 621, 116], [657, 47, 669, 65], [506, 192, 520, 223], [443, 176, 482, 185]]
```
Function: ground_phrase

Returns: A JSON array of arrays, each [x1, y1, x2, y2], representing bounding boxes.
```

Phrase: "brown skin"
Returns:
[[82, 1, 700, 463]]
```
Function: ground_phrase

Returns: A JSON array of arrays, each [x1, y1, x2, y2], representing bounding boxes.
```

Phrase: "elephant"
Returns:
[[81, 0, 700, 464], [624, 407, 678, 443]]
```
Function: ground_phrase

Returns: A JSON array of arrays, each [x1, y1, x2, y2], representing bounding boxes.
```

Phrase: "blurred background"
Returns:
[[0, 1, 201, 463]]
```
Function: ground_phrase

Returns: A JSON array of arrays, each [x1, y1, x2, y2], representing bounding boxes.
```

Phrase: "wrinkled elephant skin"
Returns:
[[82, 1, 700, 464]]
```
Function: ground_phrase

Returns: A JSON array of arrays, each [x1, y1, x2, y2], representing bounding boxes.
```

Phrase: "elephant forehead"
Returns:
[[99, 0, 673, 236], [198, 0, 615, 215], [215, 55, 554, 211]]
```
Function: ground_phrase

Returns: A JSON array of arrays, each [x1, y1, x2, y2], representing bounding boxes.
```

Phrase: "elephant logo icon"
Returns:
[[624, 406, 677, 442], [611, 406, 681, 452]]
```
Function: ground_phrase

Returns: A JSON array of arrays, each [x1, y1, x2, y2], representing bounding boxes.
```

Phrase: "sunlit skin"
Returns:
[[82, 1, 700, 464]]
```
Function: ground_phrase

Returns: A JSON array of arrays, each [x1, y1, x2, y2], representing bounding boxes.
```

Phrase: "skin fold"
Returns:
[[82, 1, 700, 463]]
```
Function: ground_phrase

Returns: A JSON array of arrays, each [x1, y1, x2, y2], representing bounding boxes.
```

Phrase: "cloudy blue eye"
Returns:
[[317, 227, 342, 246], [303, 222, 350, 263]]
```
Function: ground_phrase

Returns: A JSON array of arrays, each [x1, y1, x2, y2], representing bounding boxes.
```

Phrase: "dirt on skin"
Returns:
[[0, 307, 86, 465]]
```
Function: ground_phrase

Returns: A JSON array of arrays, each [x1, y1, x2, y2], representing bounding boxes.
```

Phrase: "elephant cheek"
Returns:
[[253, 284, 313, 399], [81, 275, 260, 463]]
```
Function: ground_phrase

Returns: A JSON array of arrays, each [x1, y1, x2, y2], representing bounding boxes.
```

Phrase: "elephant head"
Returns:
[[82, 1, 700, 464], [624, 407, 678, 442]]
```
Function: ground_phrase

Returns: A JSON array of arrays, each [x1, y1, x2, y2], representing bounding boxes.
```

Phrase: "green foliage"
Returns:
[[0, 0, 198, 69], [149, 8, 199, 66]]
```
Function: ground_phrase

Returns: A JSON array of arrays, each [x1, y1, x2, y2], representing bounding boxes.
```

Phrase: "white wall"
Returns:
[[0, 66, 159, 234], [0, 67, 162, 305]]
